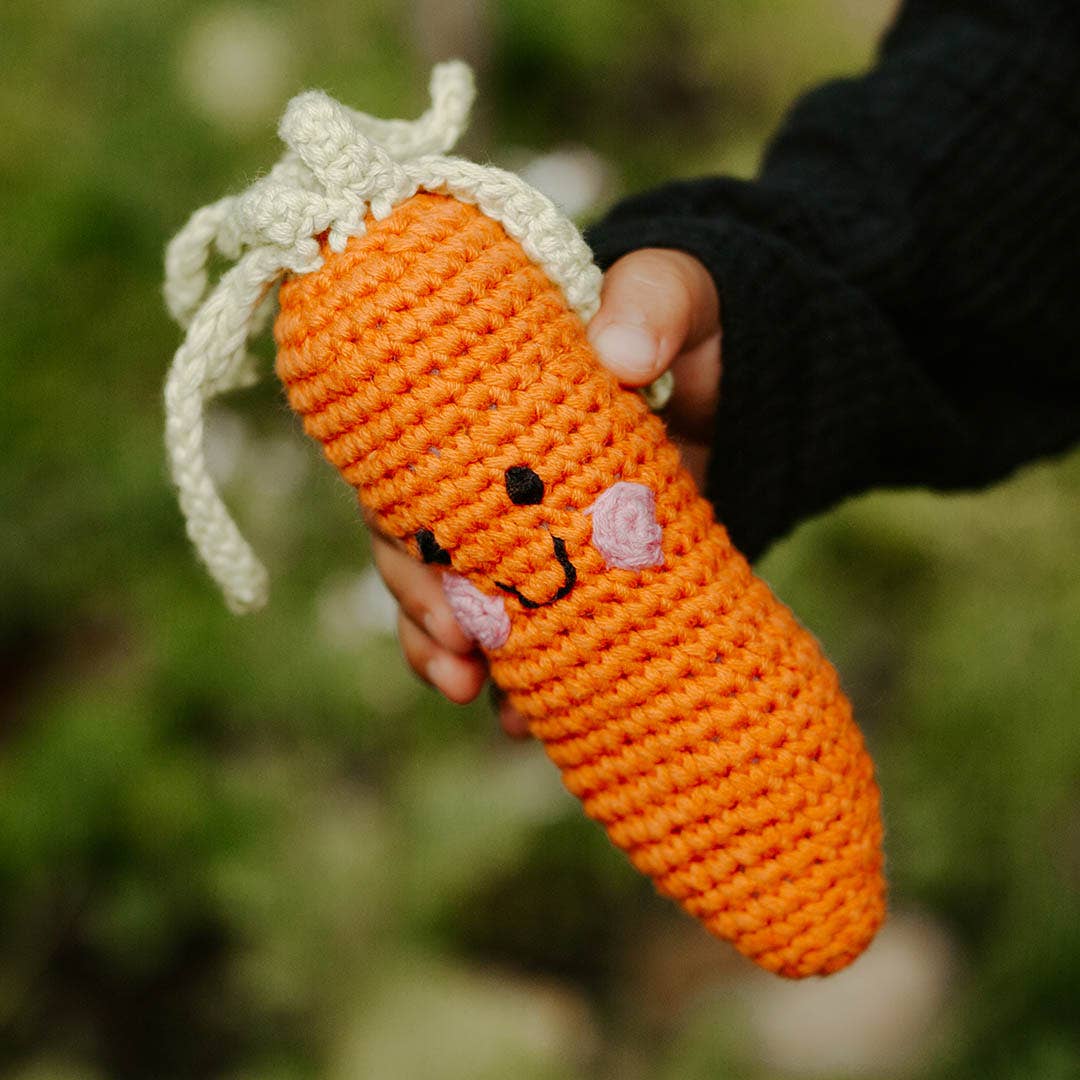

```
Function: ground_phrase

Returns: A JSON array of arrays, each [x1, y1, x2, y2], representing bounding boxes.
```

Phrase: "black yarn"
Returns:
[[505, 466, 545, 505], [416, 528, 451, 565]]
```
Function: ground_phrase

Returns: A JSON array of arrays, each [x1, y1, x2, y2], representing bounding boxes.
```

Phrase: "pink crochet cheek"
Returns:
[[441, 573, 511, 650], [584, 481, 665, 571]]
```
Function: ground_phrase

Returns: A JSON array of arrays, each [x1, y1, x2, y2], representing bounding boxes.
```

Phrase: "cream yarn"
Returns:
[[163, 61, 602, 612]]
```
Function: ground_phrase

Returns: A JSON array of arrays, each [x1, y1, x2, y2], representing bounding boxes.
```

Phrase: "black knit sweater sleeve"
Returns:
[[584, 0, 1080, 561]]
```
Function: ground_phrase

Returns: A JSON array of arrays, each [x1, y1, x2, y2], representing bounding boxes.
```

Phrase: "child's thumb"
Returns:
[[586, 248, 718, 386]]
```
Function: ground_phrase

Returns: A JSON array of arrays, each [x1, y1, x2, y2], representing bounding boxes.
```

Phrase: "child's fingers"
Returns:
[[587, 248, 720, 387], [397, 609, 488, 704], [489, 684, 532, 740], [365, 514, 523, 725], [370, 531, 476, 655], [666, 329, 722, 446]]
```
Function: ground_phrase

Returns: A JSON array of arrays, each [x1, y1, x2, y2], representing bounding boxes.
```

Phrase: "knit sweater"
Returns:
[[584, 0, 1080, 561]]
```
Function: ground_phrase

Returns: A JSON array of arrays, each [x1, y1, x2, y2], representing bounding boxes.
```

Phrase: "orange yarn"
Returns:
[[274, 192, 886, 977]]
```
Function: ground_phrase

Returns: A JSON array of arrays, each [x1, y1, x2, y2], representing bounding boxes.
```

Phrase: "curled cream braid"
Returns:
[[164, 61, 601, 612]]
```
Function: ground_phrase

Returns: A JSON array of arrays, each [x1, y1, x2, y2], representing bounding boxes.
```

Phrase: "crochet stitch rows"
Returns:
[[274, 193, 886, 977]]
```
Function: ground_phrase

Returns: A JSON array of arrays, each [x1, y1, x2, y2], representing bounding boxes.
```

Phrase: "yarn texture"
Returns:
[[165, 64, 887, 977]]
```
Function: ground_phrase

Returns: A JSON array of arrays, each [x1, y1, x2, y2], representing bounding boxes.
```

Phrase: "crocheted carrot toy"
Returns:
[[164, 63, 886, 977]]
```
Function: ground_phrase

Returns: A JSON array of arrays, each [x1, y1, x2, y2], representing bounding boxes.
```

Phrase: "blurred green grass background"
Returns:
[[2, 2, 1078, 1077]]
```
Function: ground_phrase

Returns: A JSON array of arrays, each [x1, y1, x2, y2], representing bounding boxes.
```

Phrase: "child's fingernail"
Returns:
[[589, 323, 657, 377], [426, 654, 458, 693]]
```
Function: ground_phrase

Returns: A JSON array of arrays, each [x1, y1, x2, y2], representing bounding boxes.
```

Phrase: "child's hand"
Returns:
[[369, 248, 721, 736]]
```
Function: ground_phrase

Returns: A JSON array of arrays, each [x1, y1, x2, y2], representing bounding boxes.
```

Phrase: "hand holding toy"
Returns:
[[165, 63, 886, 977]]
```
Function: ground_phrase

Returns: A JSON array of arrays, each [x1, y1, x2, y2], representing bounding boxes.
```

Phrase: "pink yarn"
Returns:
[[442, 572, 511, 649], [584, 481, 664, 571]]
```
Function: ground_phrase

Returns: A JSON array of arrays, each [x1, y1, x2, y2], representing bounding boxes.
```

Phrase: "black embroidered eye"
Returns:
[[416, 528, 451, 565], [505, 465, 544, 506]]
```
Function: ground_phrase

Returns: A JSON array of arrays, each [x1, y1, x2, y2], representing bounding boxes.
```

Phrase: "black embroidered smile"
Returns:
[[496, 534, 577, 609], [417, 465, 578, 608]]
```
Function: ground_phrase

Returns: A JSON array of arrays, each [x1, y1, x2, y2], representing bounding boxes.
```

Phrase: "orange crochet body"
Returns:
[[274, 192, 886, 977]]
